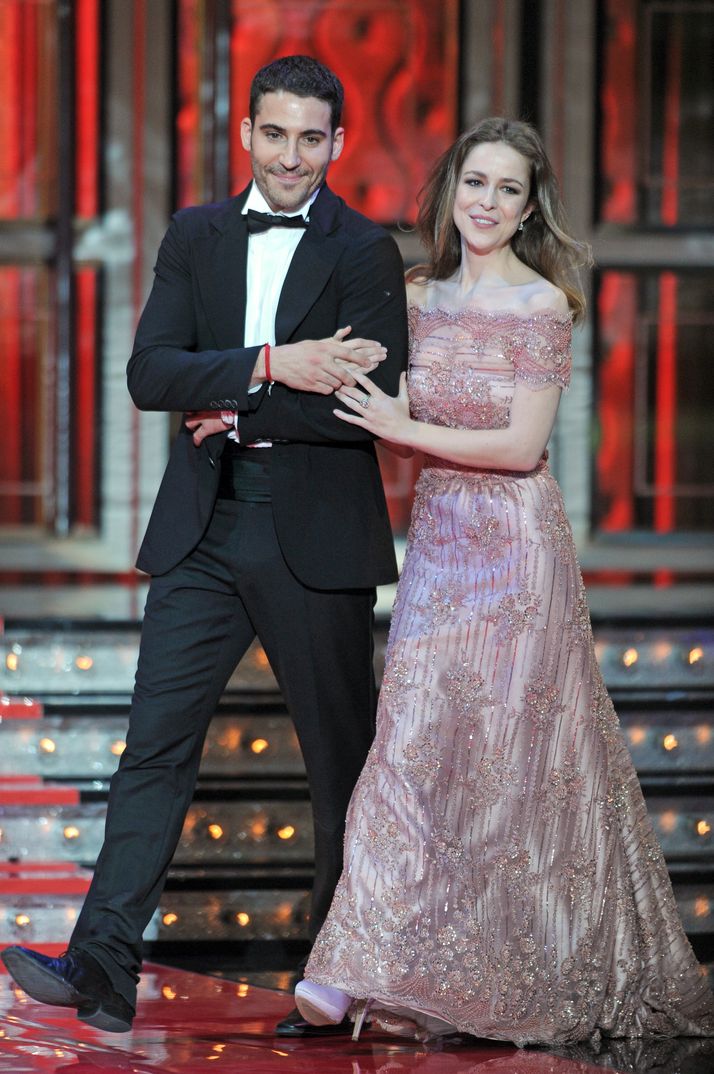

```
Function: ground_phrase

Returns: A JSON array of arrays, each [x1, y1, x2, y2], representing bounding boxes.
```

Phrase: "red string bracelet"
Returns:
[[264, 342, 272, 382]]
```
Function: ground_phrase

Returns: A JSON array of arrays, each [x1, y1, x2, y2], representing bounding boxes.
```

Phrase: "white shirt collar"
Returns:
[[243, 181, 319, 220]]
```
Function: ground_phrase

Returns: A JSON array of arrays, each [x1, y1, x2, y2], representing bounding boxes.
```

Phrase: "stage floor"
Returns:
[[2, 961, 714, 1074]]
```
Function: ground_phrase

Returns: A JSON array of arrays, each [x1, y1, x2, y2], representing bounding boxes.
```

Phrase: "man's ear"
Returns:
[[330, 127, 345, 162], [240, 117, 252, 152]]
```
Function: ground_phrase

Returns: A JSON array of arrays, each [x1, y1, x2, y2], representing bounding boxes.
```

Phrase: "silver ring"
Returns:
[[360, 397, 370, 409]]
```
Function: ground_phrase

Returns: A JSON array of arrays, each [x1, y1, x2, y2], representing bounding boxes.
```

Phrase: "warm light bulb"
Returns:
[[659, 810, 677, 834], [662, 734, 678, 751], [38, 737, 56, 753], [689, 647, 704, 665], [63, 826, 80, 840], [236, 983, 249, 998], [162, 912, 178, 926], [235, 912, 250, 927], [14, 914, 30, 928], [628, 727, 647, 746], [254, 647, 270, 668], [75, 655, 94, 670], [622, 648, 638, 668], [162, 985, 177, 1000], [250, 738, 269, 754], [696, 819, 711, 837], [250, 818, 268, 839], [6, 653, 19, 671], [695, 897, 711, 917], [110, 740, 126, 756], [207, 823, 224, 840], [277, 825, 296, 840]]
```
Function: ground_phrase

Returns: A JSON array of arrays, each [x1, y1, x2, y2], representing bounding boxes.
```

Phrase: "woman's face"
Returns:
[[452, 140, 533, 253]]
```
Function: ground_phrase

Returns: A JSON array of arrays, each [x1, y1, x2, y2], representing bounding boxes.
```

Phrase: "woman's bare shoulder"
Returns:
[[405, 276, 431, 308], [523, 278, 569, 316]]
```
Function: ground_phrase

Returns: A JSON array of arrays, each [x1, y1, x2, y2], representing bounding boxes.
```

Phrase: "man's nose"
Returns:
[[279, 141, 301, 169]]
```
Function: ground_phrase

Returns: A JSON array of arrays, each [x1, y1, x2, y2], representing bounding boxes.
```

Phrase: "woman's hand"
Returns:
[[334, 370, 413, 444], [185, 410, 234, 446]]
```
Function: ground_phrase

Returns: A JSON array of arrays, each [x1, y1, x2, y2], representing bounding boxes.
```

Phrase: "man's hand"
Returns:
[[251, 327, 386, 394], [185, 411, 234, 447]]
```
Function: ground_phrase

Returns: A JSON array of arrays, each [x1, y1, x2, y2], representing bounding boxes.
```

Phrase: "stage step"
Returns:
[[1, 615, 713, 963]]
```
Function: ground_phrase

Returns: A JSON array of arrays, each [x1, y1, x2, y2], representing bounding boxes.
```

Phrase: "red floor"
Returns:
[[0, 961, 616, 1074]]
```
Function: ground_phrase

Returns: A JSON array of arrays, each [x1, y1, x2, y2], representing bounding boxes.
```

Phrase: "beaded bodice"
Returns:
[[407, 305, 572, 431]]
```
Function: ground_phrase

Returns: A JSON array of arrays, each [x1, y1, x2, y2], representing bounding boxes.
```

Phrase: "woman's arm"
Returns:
[[334, 371, 562, 472]]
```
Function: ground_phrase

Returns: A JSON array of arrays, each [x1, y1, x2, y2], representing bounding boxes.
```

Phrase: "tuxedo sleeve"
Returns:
[[235, 229, 408, 444], [127, 213, 261, 413]]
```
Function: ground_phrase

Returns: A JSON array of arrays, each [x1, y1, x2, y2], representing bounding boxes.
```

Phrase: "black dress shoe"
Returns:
[[275, 1006, 352, 1037], [1, 945, 134, 1033]]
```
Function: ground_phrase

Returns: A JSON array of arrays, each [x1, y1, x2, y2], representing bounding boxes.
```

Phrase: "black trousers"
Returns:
[[70, 498, 377, 1007]]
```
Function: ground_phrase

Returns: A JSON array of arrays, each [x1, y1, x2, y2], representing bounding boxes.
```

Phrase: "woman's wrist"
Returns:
[[400, 418, 420, 450]]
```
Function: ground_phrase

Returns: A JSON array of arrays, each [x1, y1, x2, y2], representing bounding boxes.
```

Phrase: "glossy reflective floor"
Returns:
[[2, 962, 714, 1074]]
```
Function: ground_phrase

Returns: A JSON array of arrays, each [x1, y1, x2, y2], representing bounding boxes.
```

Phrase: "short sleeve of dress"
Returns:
[[511, 313, 572, 391]]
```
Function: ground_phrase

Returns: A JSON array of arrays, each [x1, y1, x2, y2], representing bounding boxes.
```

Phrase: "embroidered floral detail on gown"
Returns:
[[305, 305, 714, 1046]]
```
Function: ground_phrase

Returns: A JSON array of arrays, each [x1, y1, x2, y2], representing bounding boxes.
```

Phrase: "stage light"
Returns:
[[220, 727, 242, 750], [162, 912, 178, 926], [250, 817, 268, 839], [63, 826, 80, 840], [695, 725, 712, 745], [235, 912, 250, 926], [6, 653, 19, 671], [277, 825, 295, 840], [622, 648, 638, 668], [38, 737, 56, 753], [250, 738, 269, 754], [696, 820, 711, 838], [659, 810, 677, 834], [207, 823, 224, 840], [662, 734, 679, 751], [628, 726, 647, 746], [695, 897, 711, 917], [75, 655, 94, 670], [689, 647, 704, 665], [14, 914, 30, 928], [110, 739, 126, 756]]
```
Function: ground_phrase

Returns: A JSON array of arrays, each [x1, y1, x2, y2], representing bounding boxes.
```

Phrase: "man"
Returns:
[[1, 55, 407, 1037]]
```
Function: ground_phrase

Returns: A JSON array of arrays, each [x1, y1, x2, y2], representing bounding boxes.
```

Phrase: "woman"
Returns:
[[294, 118, 714, 1046]]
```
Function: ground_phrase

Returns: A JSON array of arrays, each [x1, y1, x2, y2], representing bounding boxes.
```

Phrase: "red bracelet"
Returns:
[[264, 342, 272, 382]]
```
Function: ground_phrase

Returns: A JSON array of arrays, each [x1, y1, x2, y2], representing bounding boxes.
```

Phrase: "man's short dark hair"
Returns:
[[249, 55, 344, 131]]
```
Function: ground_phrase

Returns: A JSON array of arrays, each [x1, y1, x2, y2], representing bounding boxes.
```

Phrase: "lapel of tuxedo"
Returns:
[[193, 187, 251, 348], [274, 185, 344, 344]]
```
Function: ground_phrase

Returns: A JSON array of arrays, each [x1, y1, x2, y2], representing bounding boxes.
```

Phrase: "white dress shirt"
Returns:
[[231, 183, 318, 445]]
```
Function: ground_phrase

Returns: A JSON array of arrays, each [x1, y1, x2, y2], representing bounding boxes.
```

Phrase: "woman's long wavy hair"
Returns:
[[408, 117, 591, 323]]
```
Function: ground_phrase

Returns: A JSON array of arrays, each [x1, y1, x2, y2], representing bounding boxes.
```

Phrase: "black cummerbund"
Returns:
[[218, 444, 272, 502]]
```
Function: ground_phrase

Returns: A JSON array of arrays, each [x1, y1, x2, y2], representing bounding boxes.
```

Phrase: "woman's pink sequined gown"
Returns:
[[305, 300, 714, 1046]]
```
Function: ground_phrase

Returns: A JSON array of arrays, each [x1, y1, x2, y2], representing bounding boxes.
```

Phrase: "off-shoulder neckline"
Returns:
[[408, 304, 572, 323]]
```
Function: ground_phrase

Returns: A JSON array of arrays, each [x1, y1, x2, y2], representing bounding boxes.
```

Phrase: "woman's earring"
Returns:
[[518, 220, 525, 232]]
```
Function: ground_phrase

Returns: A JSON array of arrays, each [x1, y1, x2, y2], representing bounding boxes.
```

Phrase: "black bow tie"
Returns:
[[245, 209, 309, 235]]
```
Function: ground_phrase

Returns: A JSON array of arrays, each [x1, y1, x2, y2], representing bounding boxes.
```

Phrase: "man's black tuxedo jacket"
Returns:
[[127, 183, 409, 589]]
